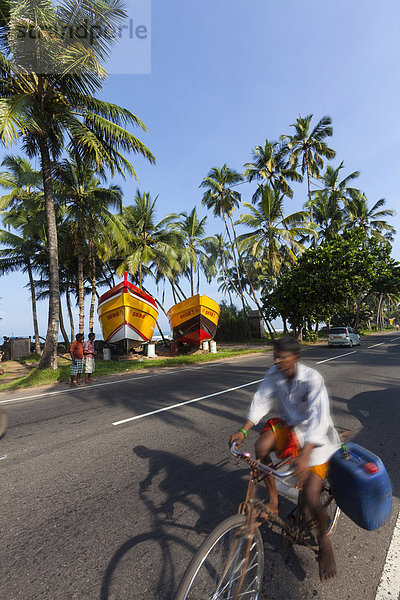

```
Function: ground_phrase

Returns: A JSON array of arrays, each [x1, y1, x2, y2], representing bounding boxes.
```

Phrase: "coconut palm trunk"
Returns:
[[222, 211, 246, 312], [219, 242, 241, 301], [59, 303, 69, 347], [38, 138, 60, 370], [219, 251, 233, 305], [190, 261, 194, 297], [101, 266, 115, 290], [107, 265, 116, 288], [65, 286, 75, 341], [88, 237, 96, 333], [228, 213, 275, 337], [77, 228, 85, 334], [26, 260, 41, 355], [170, 283, 178, 304], [89, 285, 96, 333], [174, 281, 187, 301], [169, 279, 184, 303], [305, 152, 313, 222]]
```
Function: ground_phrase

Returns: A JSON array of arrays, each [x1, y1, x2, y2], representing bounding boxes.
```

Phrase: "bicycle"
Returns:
[[174, 441, 341, 600]]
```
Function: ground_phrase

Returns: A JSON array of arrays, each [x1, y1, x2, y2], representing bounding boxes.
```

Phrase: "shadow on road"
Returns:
[[100, 445, 307, 600], [100, 446, 247, 600], [347, 386, 400, 496]]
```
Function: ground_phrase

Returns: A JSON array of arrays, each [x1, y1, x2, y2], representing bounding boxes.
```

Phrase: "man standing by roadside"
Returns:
[[70, 333, 84, 387], [84, 332, 97, 384]]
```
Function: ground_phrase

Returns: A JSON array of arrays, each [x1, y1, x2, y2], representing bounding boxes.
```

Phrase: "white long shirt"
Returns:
[[247, 363, 340, 466]]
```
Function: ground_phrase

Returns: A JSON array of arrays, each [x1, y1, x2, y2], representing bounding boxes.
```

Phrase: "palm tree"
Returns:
[[0, 156, 45, 353], [236, 184, 316, 285], [243, 138, 302, 200], [305, 162, 359, 246], [307, 190, 344, 243], [0, 231, 42, 353], [85, 191, 125, 333], [54, 152, 123, 334], [56, 232, 78, 343], [0, 0, 155, 369], [0, 199, 47, 355], [200, 164, 247, 309], [0, 154, 43, 210], [281, 115, 336, 221], [345, 191, 396, 242], [173, 207, 212, 297], [316, 161, 359, 204], [202, 234, 236, 304], [116, 190, 181, 289]]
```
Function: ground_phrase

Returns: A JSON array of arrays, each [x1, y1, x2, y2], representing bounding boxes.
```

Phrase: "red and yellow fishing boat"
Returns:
[[98, 273, 158, 347], [167, 295, 220, 347]]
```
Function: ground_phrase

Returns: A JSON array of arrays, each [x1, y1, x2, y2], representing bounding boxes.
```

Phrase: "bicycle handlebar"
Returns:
[[230, 442, 296, 479]]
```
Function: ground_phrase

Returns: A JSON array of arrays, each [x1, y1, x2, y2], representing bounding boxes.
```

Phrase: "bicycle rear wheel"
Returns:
[[321, 483, 340, 537], [174, 514, 264, 600]]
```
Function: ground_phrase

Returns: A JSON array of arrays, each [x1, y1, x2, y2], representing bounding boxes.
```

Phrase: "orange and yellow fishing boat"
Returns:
[[98, 273, 158, 347], [167, 295, 220, 347]]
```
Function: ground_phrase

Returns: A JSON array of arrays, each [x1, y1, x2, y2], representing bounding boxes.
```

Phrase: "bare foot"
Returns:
[[318, 536, 337, 581]]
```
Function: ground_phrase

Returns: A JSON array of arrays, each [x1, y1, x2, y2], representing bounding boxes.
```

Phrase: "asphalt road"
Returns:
[[1, 332, 399, 600]]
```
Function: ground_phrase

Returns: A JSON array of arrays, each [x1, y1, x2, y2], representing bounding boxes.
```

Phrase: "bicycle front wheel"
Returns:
[[175, 514, 264, 600]]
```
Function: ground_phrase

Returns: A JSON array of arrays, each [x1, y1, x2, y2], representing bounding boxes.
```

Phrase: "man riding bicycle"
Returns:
[[229, 336, 340, 581]]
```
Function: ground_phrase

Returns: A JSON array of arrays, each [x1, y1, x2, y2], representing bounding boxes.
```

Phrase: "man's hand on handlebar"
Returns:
[[229, 431, 245, 447], [228, 421, 254, 448]]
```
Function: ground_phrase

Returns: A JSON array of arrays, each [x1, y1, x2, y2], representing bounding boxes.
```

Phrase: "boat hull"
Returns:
[[98, 278, 158, 347], [167, 295, 220, 347]]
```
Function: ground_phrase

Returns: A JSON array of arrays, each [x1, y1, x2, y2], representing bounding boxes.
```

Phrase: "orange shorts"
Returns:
[[260, 418, 329, 480]]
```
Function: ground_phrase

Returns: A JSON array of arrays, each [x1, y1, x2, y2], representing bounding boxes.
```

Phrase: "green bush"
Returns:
[[215, 302, 251, 342], [303, 331, 318, 343]]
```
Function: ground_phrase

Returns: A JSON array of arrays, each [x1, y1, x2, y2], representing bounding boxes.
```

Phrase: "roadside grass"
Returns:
[[0, 347, 268, 392], [19, 353, 42, 363]]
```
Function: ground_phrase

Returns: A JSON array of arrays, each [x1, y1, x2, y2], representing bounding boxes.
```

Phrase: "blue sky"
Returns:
[[0, 0, 399, 338]]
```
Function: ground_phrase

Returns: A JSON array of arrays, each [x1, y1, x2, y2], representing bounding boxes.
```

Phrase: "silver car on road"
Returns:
[[328, 326, 361, 347]]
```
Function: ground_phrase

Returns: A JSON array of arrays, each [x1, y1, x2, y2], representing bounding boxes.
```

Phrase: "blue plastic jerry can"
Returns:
[[328, 442, 392, 531]]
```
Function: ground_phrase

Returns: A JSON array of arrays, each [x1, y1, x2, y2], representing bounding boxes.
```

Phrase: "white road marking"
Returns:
[[316, 351, 357, 364], [375, 508, 400, 600], [368, 342, 385, 349], [112, 379, 264, 426], [390, 337, 400, 341], [0, 370, 177, 405]]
